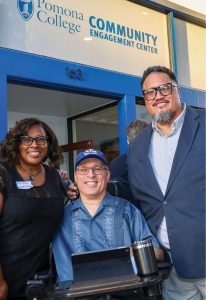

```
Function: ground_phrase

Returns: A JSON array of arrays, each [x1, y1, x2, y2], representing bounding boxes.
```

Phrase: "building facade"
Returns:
[[0, 0, 205, 172]]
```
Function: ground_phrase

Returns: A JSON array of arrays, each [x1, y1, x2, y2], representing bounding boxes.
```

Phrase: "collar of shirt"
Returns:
[[152, 103, 186, 136], [70, 193, 118, 211]]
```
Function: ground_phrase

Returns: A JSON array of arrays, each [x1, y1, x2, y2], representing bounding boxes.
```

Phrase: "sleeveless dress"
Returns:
[[0, 162, 66, 298]]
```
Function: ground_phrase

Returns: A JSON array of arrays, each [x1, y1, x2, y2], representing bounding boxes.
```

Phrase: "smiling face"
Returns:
[[143, 72, 182, 124], [74, 158, 110, 201], [18, 125, 48, 168]]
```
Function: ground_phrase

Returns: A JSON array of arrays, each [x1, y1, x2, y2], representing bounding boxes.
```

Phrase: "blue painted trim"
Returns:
[[0, 48, 205, 147], [118, 95, 136, 154], [0, 48, 140, 98], [0, 48, 141, 144], [0, 71, 8, 141], [168, 12, 178, 80], [180, 86, 206, 108]]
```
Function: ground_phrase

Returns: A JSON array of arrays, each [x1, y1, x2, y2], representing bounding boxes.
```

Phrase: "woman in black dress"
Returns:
[[0, 118, 68, 300]]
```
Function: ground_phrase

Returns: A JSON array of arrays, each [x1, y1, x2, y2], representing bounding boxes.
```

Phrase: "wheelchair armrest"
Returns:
[[157, 251, 173, 280], [158, 261, 173, 270]]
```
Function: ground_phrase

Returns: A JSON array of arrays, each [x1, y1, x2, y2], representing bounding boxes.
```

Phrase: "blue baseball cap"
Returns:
[[75, 149, 108, 169]]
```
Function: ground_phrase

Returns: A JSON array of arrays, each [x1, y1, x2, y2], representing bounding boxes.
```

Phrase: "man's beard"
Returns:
[[152, 110, 175, 124]]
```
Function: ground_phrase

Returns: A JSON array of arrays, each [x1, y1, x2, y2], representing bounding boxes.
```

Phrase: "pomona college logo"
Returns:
[[17, 0, 34, 21]]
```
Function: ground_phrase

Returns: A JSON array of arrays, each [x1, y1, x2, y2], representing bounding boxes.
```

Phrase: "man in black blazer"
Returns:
[[125, 66, 205, 299]]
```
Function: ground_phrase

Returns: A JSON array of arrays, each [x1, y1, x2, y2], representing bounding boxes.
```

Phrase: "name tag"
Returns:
[[16, 180, 33, 190]]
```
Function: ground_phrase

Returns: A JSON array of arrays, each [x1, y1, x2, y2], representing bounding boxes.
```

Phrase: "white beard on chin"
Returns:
[[152, 110, 175, 124]]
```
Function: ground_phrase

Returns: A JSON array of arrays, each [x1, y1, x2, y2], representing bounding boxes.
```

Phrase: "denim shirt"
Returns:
[[52, 193, 159, 284]]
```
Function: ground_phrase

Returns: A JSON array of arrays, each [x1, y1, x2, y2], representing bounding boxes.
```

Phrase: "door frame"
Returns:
[[0, 48, 139, 153]]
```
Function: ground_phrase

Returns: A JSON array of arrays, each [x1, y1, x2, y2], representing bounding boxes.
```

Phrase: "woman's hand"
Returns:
[[154, 247, 164, 261], [0, 278, 8, 300]]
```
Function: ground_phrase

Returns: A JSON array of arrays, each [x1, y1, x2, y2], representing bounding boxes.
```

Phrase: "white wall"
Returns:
[[75, 120, 118, 148], [175, 18, 206, 91], [8, 111, 68, 145]]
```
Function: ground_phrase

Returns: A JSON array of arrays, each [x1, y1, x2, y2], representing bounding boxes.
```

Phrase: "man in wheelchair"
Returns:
[[49, 149, 169, 299]]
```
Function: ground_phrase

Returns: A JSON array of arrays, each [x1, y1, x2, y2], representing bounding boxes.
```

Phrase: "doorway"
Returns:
[[8, 81, 119, 175]]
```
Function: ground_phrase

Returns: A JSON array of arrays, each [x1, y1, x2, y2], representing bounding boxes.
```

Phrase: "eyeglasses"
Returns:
[[76, 166, 108, 175], [143, 83, 178, 101], [20, 135, 48, 146]]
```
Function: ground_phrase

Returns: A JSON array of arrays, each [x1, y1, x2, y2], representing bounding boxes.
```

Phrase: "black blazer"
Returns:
[[126, 106, 205, 279]]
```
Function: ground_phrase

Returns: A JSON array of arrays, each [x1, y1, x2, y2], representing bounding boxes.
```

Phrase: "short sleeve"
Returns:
[[129, 205, 160, 249], [52, 224, 73, 283]]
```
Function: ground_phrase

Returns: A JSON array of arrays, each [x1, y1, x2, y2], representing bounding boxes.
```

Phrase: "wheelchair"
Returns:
[[26, 252, 172, 300], [26, 181, 172, 300]]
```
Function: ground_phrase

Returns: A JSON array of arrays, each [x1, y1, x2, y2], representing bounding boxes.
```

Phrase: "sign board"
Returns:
[[0, 0, 170, 76]]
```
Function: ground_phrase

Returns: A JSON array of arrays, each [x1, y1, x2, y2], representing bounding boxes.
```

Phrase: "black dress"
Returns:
[[0, 162, 66, 298]]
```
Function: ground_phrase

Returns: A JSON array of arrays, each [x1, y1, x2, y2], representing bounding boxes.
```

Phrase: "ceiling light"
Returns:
[[84, 37, 93, 41]]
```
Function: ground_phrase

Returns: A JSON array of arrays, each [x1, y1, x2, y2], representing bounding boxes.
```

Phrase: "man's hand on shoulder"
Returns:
[[67, 183, 78, 200]]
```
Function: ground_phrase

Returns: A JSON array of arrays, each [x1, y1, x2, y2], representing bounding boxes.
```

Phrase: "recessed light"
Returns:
[[84, 37, 93, 41]]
